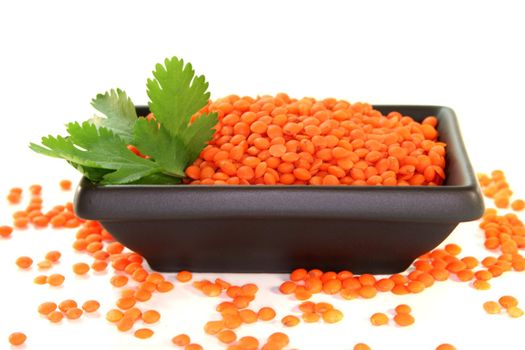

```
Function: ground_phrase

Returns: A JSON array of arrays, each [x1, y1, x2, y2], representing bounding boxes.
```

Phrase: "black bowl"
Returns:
[[75, 105, 484, 274]]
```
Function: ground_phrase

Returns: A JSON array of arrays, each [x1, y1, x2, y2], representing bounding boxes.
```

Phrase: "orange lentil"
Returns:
[[358, 285, 377, 298], [8, 332, 27, 346], [29, 184, 42, 195], [223, 314, 243, 329], [13, 217, 29, 228], [156, 280, 174, 292], [340, 288, 359, 300], [511, 199, 525, 211], [395, 304, 412, 314], [483, 301, 502, 314], [238, 336, 259, 350], [304, 277, 323, 293], [322, 308, 344, 323], [375, 278, 395, 292], [267, 332, 289, 348], [323, 278, 342, 294], [172, 334, 191, 346], [177, 270, 193, 282], [394, 313, 415, 326], [110, 275, 129, 287], [45, 251, 61, 262], [461, 256, 479, 269], [430, 268, 449, 281], [7, 192, 22, 204], [290, 268, 308, 281], [474, 270, 493, 281], [0, 225, 13, 237], [59, 179, 72, 190], [142, 310, 160, 324], [34, 275, 47, 284], [145, 272, 164, 284], [47, 311, 64, 323], [233, 295, 251, 309], [204, 320, 225, 335], [281, 315, 300, 327], [258, 307, 276, 321], [279, 281, 296, 294], [202, 283, 222, 297], [407, 280, 426, 293], [370, 312, 389, 326], [66, 307, 83, 320], [37, 260, 53, 269], [73, 262, 90, 275], [134, 289, 151, 302], [218, 330, 237, 344], [507, 306, 524, 318], [239, 309, 258, 324], [298, 301, 316, 313], [116, 297, 136, 310], [391, 284, 409, 295], [47, 274, 65, 286], [445, 243, 462, 256], [134, 328, 154, 339], [92, 260, 108, 272], [106, 309, 124, 323], [499, 295, 518, 308], [473, 280, 491, 290], [446, 260, 467, 273], [82, 300, 100, 313], [38, 302, 57, 315], [436, 344, 456, 350], [16, 256, 33, 269], [117, 315, 134, 332]]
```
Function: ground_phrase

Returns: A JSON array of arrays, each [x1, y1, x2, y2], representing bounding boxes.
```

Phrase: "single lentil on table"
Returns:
[[2, 165, 524, 348]]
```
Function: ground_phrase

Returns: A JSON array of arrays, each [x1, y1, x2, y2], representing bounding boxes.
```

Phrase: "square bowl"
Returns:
[[74, 105, 484, 274]]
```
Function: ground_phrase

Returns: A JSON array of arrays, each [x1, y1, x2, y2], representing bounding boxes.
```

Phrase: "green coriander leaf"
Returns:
[[89, 88, 137, 142], [130, 173, 182, 185], [30, 122, 161, 184], [146, 57, 210, 136], [182, 112, 218, 161], [132, 118, 187, 177], [69, 162, 112, 182]]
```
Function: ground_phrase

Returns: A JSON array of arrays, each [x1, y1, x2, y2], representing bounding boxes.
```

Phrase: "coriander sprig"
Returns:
[[30, 57, 218, 185]]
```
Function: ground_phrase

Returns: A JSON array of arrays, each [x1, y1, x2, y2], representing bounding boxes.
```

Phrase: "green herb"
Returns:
[[30, 57, 218, 185], [89, 89, 137, 143]]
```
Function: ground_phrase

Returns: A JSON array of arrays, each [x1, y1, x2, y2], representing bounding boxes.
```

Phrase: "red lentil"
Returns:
[[483, 301, 501, 314], [0, 225, 13, 237], [281, 315, 300, 327], [15, 256, 33, 269], [217, 330, 237, 344], [172, 334, 191, 346], [370, 312, 389, 326], [134, 328, 154, 339], [82, 300, 100, 313], [8, 332, 27, 346]]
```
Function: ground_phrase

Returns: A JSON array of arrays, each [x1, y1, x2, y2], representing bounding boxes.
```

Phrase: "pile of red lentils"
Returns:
[[184, 94, 446, 186]]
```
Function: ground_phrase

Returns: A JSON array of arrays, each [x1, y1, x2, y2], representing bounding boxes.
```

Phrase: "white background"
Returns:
[[1, 0, 524, 349]]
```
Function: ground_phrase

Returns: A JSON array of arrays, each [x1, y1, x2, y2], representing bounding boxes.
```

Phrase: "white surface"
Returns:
[[1, 0, 525, 349]]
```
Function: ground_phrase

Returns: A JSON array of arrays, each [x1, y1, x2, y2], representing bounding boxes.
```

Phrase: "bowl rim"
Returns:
[[74, 105, 484, 223]]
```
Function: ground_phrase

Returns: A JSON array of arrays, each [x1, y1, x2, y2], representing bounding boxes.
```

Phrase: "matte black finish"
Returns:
[[74, 105, 484, 273]]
